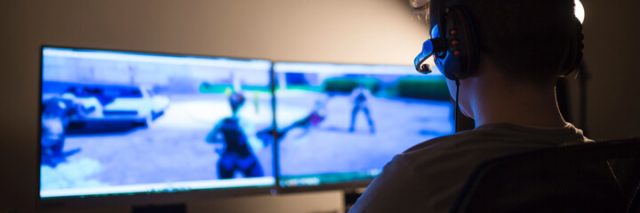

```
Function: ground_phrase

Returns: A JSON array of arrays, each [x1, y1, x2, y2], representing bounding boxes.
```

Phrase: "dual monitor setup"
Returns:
[[40, 46, 454, 203]]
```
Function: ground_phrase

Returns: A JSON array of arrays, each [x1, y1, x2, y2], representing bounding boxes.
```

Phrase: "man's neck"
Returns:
[[468, 77, 567, 128]]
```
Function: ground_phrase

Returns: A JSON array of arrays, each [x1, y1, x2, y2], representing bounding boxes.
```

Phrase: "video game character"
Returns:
[[349, 85, 376, 133], [206, 90, 265, 179], [41, 96, 93, 167]]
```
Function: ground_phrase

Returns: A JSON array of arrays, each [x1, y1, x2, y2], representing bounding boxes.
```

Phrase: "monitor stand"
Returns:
[[344, 189, 364, 212], [132, 203, 186, 213]]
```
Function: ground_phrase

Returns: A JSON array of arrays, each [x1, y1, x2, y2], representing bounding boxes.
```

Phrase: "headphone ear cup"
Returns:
[[439, 7, 479, 80]]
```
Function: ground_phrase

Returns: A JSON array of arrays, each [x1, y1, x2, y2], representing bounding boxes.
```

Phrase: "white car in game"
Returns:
[[65, 85, 170, 127]]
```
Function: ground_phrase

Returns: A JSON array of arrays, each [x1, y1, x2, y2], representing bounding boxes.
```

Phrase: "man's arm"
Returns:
[[349, 155, 424, 213]]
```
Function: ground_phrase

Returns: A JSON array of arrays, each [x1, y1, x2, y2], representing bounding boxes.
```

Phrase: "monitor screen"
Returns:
[[40, 46, 274, 199], [274, 62, 454, 188]]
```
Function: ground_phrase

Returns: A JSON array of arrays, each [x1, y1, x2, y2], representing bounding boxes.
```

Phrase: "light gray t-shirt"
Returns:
[[349, 123, 591, 213]]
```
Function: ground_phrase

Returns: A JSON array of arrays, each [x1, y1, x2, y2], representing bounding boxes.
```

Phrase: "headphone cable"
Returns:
[[455, 79, 460, 132]]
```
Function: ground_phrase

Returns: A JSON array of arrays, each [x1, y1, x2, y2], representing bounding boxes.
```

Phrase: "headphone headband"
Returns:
[[430, 0, 464, 36]]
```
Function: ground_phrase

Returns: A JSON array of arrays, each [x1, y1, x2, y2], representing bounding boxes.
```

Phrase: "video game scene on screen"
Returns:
[[40, 47, 274, 198], [274, 62, 454, 186]]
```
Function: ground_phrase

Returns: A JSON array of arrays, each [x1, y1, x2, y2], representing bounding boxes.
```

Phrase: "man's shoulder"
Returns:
[[402, 128, 492, 156], [350, 123, 588, 213], [392, 130, 488, 176], [396, 123, 587, 173], [352, 130, 502, 213]]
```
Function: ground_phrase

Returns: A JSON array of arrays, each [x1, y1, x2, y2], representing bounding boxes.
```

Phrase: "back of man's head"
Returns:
[[461, 0, 578, 84]]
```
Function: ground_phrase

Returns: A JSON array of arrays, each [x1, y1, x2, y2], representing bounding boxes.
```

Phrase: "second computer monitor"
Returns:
[[274, 62, 454, 188]]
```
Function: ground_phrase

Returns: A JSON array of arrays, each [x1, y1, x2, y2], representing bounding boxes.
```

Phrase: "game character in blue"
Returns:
[[349, 85, 376, 133], [41, 96, 93, 167], [206, 91, 265, 179]]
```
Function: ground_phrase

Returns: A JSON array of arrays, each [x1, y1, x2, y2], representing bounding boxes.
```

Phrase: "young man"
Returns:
[[350, 0, 587, 212]]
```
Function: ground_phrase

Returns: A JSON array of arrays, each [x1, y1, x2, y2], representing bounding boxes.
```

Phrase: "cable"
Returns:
[[455, 79, 460, 132]]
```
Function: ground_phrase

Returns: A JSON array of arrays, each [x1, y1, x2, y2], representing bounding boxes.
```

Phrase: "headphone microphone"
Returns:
[[414, 28, 448, 75], [414, 39, 435, 74], [419, 64, 431, 74]]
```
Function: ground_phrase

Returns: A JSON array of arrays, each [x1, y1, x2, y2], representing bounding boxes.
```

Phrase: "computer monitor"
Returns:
[[39, 46, 275, 201], [273, 62, 454, 189]]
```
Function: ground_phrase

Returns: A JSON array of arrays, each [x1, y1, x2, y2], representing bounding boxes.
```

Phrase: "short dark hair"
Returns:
[[464, 0, 578, 83]]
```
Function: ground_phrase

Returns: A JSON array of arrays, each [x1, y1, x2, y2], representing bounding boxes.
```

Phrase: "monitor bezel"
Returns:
[[38, 44, 278, 207]]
